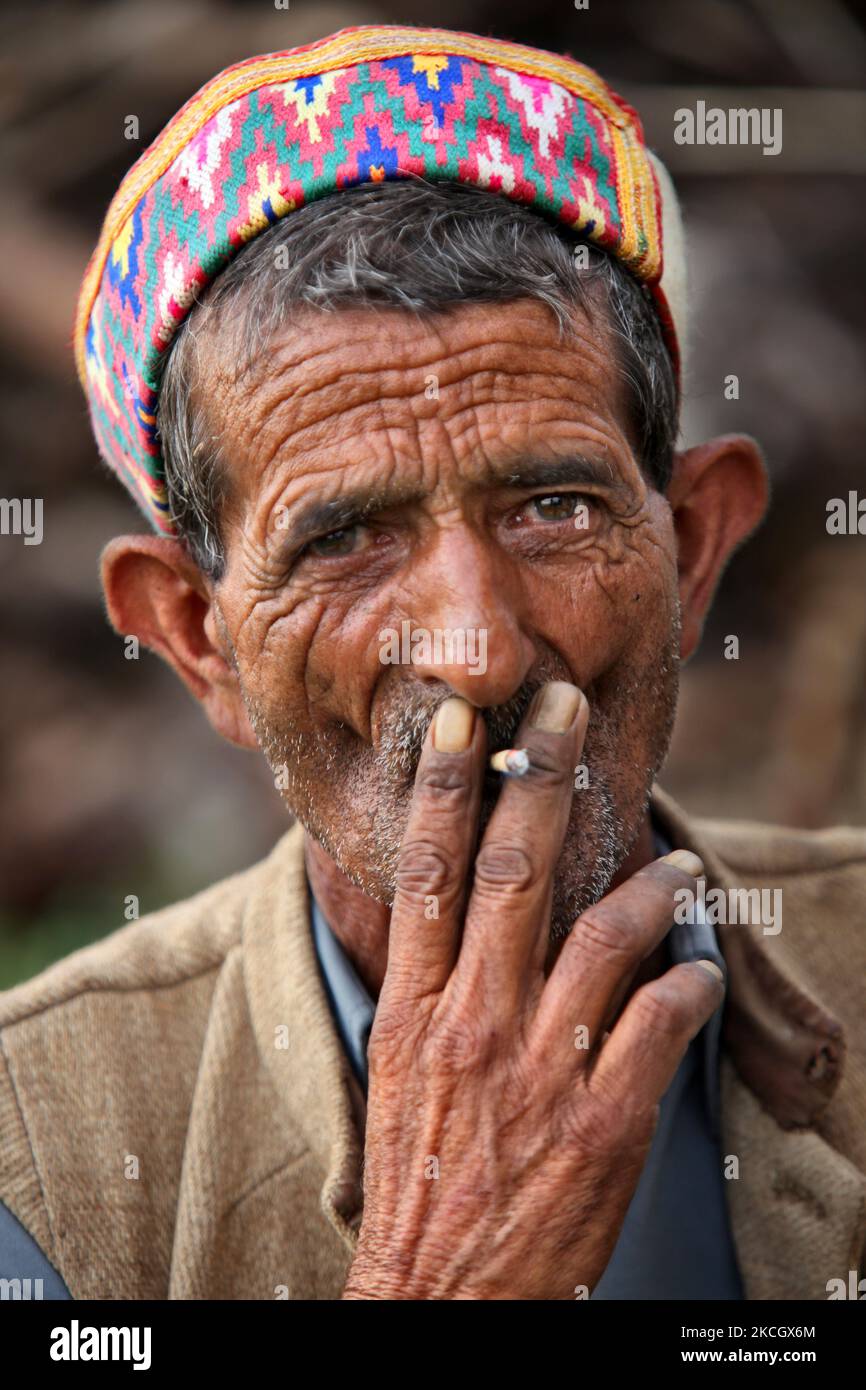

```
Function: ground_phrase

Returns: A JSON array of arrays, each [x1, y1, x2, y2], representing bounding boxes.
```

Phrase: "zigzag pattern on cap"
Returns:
[[74, 24, 674, 534]]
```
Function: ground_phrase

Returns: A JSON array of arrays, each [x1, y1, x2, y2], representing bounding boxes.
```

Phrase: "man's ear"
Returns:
[[100, 535, 258, 750], [667, 434, 769, 662]]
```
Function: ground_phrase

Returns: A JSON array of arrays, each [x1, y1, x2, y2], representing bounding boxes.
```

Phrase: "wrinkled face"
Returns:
[[204, 297, 681, 932]]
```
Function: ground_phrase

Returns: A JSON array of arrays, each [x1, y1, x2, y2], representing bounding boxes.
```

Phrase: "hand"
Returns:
[[342, 681, 722, 1300]]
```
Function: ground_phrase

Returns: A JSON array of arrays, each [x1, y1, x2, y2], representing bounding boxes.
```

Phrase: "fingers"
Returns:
[[530, 852, 705, 1064], [448, 682, 589, 1014], [382, 697, 486, 1004], [587, 959, 724, 1110]]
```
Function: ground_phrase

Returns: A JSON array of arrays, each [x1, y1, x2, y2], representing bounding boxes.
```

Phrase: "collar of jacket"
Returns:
[[650, 786, 845, 1130], [241, 786, 864, 1298]]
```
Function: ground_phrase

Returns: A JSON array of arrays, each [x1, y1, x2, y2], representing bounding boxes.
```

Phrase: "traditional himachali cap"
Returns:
[[74, 24, 688, 537]]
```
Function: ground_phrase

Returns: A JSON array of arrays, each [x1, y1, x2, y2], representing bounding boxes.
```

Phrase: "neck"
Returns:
[[304, 809, 663, 1004], [304, 835, 391, 999]]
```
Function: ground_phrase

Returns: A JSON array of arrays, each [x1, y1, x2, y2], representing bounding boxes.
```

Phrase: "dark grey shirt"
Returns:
[[309, 827, 745, 1301]]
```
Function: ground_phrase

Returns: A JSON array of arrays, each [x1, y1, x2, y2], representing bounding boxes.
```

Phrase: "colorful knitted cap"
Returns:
[[74, 24, 686, 536]]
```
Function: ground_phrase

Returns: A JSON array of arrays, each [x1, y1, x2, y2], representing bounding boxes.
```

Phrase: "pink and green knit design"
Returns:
[[75, 25, 671, 534]]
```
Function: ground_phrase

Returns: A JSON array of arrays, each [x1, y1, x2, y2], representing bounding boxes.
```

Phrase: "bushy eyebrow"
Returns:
[[270, 484, 426, 561], [270, 454, 617, 557], [500, 457, 617, 490]]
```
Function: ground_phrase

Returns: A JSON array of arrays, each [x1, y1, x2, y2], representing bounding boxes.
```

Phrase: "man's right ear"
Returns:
[[100, 535, 258, 751]]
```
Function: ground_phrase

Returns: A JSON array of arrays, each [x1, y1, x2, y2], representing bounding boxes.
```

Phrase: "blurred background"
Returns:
[[1, 0, 864, 986]]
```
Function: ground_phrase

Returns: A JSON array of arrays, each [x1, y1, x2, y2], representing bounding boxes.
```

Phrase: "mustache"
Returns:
[[373, 658, 577, 782]]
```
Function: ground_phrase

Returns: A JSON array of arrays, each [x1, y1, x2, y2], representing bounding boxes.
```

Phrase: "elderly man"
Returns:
[[1, 24, 864, 1303]]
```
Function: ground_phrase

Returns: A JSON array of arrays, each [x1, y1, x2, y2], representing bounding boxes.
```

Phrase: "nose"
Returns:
[[389, 529, 536, 707]]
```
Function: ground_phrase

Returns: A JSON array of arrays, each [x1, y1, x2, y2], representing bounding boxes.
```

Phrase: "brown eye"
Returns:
[[308, 526, 364, 557], [532, 493, 581, 521]]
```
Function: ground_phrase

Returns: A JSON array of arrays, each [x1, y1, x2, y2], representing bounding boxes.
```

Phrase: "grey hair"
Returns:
[[157, 177, 678, 580]]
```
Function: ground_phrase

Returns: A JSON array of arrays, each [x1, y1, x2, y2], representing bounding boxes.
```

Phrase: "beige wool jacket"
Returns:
[[0, 787, 864, 1301]]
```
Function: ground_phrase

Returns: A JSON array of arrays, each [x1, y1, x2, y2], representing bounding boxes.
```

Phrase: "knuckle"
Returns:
[[576, 1092, 624, 1148], [566, 1086, 656, 1156], [630, 979, 691, 1038], [572, 904, 640, 961], [427, 1013, 492, 1072], [473, 843, 536, 893], [426, 1027, 473, 1073], [396, 840, 453, 896], [519, 746, 572, 789], [415, 760, 470, 797]]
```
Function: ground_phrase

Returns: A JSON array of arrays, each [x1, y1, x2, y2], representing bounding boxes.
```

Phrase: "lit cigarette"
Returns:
[[489, 747, 531, 777]]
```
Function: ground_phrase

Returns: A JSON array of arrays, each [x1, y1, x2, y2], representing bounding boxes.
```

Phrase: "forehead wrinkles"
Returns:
[[253, 334, 565, 446], [233, 320, 620, 464]]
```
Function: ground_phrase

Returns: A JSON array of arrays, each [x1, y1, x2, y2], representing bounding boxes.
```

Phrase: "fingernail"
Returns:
[[433, 698, 475, 752], [696, 960, 724, 985], [662, 849, 704, 877], [529, 681, 583, 734]]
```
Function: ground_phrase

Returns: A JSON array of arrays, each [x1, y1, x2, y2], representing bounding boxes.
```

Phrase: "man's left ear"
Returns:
[[667, 433, 769, 662]]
